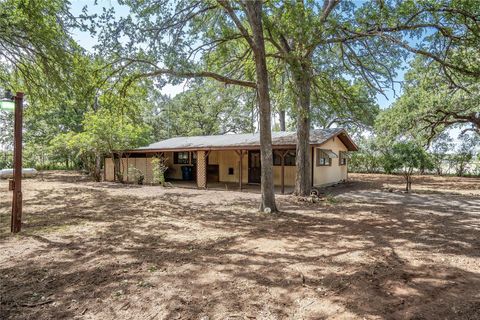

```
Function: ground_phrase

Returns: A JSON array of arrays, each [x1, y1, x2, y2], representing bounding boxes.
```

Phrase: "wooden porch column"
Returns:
[[235, 150, 245, 191], [204, 150, 211, 188], [125, 153, 130, 183], [196, 150, 207, 189], [279, 150, 288, 194]]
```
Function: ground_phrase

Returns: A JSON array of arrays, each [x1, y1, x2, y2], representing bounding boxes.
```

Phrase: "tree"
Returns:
[[377, 56, 480, 144], [91, 0, 480, 201], [71, 109, 151, 181], [449, 134, 479, 176], [148, 80, 254, 139], [310, 80, 380, 139], [260, 0, 480, 196], [384, 142, 434, 192], [348, 137, 384, 173], [0, 0, 89, 88], [96, 0, 277, 211], [429, 133, 454, 175]]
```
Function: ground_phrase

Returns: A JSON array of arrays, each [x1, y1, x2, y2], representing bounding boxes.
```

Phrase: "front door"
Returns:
[[248, 150, 261, 183]]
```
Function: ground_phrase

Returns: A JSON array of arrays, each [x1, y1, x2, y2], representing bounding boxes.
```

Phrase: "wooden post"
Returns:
[[205, 150, 211, 188], [11, 92, 23, 233], [279, 150, 288, 195], [196, 150, 207, 189], [125, 153, 130, 183], [235, 150, 244, 191]]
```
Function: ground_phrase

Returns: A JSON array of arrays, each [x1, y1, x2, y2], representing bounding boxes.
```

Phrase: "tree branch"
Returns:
[[126, 68, 256, 89]]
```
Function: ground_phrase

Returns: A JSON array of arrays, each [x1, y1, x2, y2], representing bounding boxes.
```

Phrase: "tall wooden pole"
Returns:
[[11, 92, 23, 233]]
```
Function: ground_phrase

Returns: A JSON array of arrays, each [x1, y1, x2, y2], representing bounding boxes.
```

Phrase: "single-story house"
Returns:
[[104, 128, 358, 193]]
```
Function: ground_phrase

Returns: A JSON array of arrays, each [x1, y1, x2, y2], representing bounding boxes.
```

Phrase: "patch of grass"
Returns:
[[113, 290, 124, 298], [137, 280, 154, 288], [147, 265, 158, 273], [325, 194, 340, 205]]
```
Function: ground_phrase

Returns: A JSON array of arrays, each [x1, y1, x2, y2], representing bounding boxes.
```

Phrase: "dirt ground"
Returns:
[[0, 171, 479, 320]]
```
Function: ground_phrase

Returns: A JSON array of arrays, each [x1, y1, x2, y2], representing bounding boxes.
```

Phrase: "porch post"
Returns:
[[125, 153, 130, 183], [196, 150, 207, 189], [205, 151, 211, 188], [279, 150, 288, 195], [235, 150, 244, 191]]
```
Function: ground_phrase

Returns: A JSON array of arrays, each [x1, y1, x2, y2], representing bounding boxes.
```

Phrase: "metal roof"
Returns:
[[134, 128, 358, 151]]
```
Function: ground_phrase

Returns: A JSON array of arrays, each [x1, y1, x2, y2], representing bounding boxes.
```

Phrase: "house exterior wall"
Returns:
[[216, 150, 249, 184], [313, 137, 348, 186], [208, 151, 220, 165], [103, 136, 349, 187], [273, 165, 296, 186], [105, 157, 114, 181]]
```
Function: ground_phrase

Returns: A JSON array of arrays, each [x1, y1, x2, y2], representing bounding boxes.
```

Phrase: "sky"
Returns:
[[70, 0, 404, 109]]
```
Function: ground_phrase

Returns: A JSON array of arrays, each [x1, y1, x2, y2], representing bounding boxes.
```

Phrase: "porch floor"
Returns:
[[166, 179, 295, 194]]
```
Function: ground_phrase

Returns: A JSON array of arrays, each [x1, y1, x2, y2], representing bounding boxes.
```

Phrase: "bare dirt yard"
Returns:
[[1, 172, 479, 320]]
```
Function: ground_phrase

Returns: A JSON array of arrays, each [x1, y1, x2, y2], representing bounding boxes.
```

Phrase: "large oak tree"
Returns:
[[99, 0, 278, 211]]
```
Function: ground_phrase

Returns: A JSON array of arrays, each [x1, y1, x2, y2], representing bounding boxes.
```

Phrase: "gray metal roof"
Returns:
[[135, 128, 357, 151]]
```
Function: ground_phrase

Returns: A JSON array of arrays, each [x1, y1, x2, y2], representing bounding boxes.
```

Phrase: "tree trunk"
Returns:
[[113, 153, 123, 183], [279, 110, 286, 131], [94, 154, 102, 182], [292, 67, 312, 196], [405, 174, 411, 192], [244, 0, 277, 212]]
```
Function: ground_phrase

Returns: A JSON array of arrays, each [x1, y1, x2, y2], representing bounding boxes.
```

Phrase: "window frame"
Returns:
[[174, 151, 190, 164], [316, 149, 332, 167], [190, 152, 197, 165], [339, 151, 347, 166]]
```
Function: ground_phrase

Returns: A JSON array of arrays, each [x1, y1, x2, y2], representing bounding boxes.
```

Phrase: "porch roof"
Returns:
[[132, 128, 358, 152]]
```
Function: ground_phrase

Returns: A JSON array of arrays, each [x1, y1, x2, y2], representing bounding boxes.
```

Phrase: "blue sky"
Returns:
[[70, 0, 405, 109]]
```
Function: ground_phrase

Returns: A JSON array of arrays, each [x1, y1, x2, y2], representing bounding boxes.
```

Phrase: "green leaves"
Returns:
[[147, 80, 254, 139], [376, 55, 480, 144], [384, 141, 435, 174], [0, 0, 78, 88]]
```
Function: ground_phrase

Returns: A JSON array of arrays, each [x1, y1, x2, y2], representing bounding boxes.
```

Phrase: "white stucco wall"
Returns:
[[313, 137, 348, 186]]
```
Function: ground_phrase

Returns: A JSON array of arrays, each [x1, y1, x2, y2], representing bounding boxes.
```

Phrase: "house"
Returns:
[[104, 128, 358, 193]]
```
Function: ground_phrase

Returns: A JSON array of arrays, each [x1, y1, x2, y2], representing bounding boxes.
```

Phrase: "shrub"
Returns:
[[128, 165, 144, 185], [151, 156, 169, 185]]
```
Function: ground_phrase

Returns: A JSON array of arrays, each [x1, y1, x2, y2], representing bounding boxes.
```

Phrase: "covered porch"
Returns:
[[105, 148, 297, 194]]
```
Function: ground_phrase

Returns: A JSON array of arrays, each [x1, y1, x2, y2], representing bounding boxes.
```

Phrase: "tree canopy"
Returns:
[[377, 56, 480, 144]]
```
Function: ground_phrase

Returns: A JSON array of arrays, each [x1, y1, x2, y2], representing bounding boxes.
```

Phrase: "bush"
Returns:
[[151, 156, 169, 185], [128, 165, 145, 185], [0, 152, 13, 169]]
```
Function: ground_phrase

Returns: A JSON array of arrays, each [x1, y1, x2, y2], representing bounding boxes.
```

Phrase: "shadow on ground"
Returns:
[[0, 172, 479, 319]]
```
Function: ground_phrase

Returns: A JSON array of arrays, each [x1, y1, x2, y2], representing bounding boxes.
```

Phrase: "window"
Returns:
[[174, 152, 189, 164], [190, 152, 197, 165], [273, 150, 296, 166], [316, 149, 332, 166], [228, 167, 234, 175], [339, 151, 347, 166]]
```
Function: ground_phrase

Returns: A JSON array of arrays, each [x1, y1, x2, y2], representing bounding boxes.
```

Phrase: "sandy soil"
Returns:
[[0, 171, 479, 320]]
